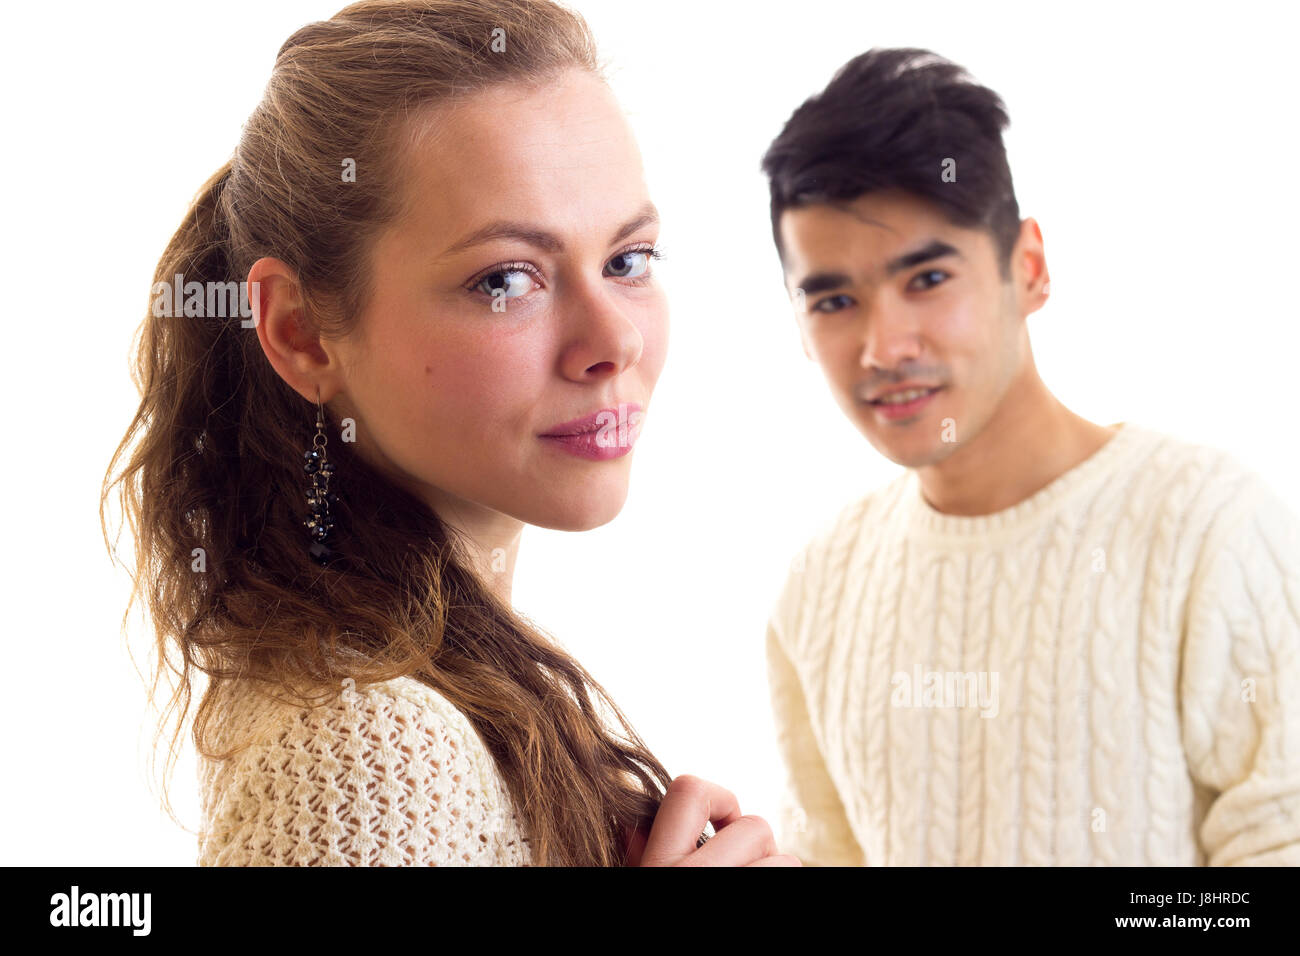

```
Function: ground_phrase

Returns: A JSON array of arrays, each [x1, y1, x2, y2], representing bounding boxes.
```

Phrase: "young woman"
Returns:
[[101, 0, 798, 867]]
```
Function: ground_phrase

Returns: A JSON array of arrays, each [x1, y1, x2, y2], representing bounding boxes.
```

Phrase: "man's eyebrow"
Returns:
[[884, 239, 963, 276], [795, 271, 852, 297], [793, 239, 963, 296], [438, 201, 660, 258]]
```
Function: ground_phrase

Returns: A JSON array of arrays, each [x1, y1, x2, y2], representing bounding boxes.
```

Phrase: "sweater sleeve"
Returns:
[[1180, 475, 1300, 866], [197, 677, 530, 866], [766, 554, 865, 866]]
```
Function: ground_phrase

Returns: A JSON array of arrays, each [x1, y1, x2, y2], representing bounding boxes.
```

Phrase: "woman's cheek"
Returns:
[[423, 337, 549, 431], [640, 328, 668, 387], [637, 295, 671, 385]]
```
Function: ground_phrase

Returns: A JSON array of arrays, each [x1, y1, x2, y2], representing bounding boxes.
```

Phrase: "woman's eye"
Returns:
[[470, 247, 658, 300], [605, 250, 651, 279], [475, 268, 536, 299], [909, 269, 949, 291]]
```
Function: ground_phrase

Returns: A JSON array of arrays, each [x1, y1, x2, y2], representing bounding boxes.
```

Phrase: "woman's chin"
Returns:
[[523, 488, 630, 532]]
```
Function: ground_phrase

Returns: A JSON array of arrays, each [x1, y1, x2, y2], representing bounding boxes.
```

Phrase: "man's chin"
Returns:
[[861, 426, 955, 470]]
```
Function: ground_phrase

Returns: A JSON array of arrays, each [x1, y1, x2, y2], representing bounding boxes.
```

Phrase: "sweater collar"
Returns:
[[900, 421, 1147, 541]]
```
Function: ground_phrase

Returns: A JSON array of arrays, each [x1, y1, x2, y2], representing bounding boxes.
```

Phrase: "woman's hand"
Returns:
[[626, 775, 802, 867]]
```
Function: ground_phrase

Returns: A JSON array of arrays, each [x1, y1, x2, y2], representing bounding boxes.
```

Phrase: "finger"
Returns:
[[743, 854, 803, 867], [680, 814, 777, 867], [642, 775, 743, 865]]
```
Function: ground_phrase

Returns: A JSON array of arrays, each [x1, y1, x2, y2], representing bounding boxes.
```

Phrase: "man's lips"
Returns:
[[540, 402, 643, 437], [867, 384, 945, 404]]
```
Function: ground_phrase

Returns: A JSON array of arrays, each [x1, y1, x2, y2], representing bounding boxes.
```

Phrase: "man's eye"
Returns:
[[605, 249, 651, 279], [909, 269, 949, 291], [475, 268, 537, 299], [812, 294, 853, 313]]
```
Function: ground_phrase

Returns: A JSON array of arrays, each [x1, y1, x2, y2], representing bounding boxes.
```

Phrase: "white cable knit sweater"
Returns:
[[766, 421, 1300, 866], [197, 673, 533, 865]]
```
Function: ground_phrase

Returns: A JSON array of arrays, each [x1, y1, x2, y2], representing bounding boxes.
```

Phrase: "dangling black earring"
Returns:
[[303, 388, 338, 565]]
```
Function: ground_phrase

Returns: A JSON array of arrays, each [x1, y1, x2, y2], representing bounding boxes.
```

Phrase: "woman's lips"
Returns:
[[540, 402, 643, 460], [542, 402, 643, 436]]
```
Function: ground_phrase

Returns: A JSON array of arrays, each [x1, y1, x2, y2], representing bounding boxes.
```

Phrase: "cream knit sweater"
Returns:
[[766, 422, 1300, 866], [197, 673, 533, 865]]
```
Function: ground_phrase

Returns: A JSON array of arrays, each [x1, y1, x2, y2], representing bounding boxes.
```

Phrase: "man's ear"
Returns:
[[248, 257, 344, 403], [1012, 217, 1051, 317], [788, 284, 814, 361]]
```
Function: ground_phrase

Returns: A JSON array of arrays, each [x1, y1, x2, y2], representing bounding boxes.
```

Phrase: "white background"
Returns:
[[2, 0, 1297, 865]]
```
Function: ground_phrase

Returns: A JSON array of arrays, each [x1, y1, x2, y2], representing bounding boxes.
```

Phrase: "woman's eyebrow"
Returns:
[[438, 201, 660, 258]]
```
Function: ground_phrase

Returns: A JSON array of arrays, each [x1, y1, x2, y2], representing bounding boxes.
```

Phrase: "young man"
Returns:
[[760, 48, 1300, 866]]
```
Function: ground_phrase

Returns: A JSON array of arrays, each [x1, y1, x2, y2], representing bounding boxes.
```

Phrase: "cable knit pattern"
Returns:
[[197, 673, 532, 866], [766, 422, 1300, 865]]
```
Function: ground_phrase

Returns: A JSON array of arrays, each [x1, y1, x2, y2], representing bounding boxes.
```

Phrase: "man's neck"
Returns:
[[915, 376, 1117, 517]]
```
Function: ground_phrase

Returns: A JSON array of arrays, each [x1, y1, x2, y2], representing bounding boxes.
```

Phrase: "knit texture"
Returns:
[[197, 673, 533, 865], [766, 422, 1300, 865]]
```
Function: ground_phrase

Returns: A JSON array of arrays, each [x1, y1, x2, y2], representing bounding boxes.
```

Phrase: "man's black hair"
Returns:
[[761, 48, 1021, 280]]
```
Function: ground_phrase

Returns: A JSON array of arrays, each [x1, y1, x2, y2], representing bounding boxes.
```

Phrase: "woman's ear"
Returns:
[[247, 256, 344, 403]]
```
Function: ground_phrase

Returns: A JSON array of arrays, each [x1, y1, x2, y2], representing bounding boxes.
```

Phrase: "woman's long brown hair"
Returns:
[[100, 0, 672, 866]]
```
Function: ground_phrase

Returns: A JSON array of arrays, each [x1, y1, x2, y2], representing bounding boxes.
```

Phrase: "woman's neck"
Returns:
[[425, 487, 524, 606]]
